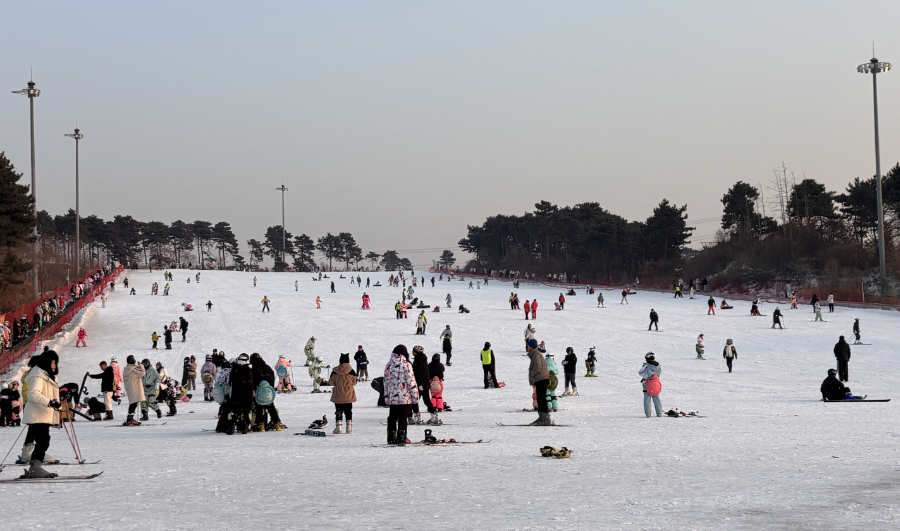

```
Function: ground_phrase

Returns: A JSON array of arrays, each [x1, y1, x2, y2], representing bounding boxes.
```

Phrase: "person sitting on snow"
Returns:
[[820, 368, 865, 401]]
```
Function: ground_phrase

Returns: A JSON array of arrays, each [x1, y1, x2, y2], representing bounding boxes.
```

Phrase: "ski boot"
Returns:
[[104, 411, 114, 421], [396, 429, 408, 447], [540, 446, 557, 457], [572, 388, 579, 397], [140, 411, 150, 422], [561, 388, 572, 397], [156, 409, 163, 419], [308, 415, 328, 430], [552, 447, 572, 459], [166, 405, 177, 417], [414, 412, 424, 425], [23, 460, 58, 479], [423, 429, 439, 445], [387, 428, 396, 445], [123, 416, 142, 426], [426, 412, 442, 425]]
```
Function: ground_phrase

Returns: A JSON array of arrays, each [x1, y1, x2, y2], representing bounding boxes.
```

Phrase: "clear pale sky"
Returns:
[[3, 2, 900, 267]]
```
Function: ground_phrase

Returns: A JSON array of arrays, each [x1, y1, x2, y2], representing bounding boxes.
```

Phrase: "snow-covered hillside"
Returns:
[[1, 269, 897, 530]]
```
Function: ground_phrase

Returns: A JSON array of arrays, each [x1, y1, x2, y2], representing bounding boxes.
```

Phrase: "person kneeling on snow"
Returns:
[[820, 368, 865, 401]]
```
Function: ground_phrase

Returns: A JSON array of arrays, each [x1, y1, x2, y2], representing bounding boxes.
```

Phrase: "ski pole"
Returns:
[[0, 426, 27, 466]]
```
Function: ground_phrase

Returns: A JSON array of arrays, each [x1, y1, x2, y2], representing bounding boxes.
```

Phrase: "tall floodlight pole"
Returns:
[[12, 80, 41, 299], [276, 184, 289, 269], [858, 56, 892, 296], [65, 127, 84, 278]]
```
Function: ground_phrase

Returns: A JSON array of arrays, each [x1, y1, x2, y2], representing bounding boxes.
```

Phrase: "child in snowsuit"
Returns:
[[304, 337, 316, 366], [696, 334, 706, 359], [309, 356, 326, 393], [354, 347, 369, 381], [722, 339, 737, 373], [76, 328, 87, 347], [585, 348, 597, 376], [275, 355, 294, 391], [429, 354, 445, 411], [597, 293, 604, 308], [151, 332, 159, 349], [772, 308, 783, 329]]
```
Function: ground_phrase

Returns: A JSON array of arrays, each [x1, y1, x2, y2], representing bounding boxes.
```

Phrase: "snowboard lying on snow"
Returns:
[[822, 398, 890, 402]]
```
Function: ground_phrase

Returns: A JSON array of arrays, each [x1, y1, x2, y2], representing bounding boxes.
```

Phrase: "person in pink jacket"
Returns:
[[274, 355, 294, 391], [76, 328, 87, 347], [110, 356, 124, 403], [384, 345, 418, 446]]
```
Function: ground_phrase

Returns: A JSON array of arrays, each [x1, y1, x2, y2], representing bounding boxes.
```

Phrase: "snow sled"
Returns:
[[417, 304, 430, 309], [720, 305, 733, 310], [373, 282, 382, 287]]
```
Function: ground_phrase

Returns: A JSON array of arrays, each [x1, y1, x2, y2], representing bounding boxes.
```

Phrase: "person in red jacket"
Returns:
[[76, 328, 87, 347], [531, 299, 538, 319], [523, 300, 531, 320], [558, 293, 565, 310]]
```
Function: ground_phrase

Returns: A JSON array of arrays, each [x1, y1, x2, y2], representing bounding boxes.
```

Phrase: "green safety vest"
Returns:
[[480, 349, 492, 365]]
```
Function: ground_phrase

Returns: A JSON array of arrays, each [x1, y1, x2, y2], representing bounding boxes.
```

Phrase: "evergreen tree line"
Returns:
[[689, 164, 900, 290], [458, 199, 693, 280], [249, 227, 412, 272]]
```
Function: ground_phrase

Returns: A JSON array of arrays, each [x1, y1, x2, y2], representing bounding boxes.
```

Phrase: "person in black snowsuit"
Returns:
[[648, 309, 659, 331], [330, 281, 335, 294], [561, 347, 578, 396], [821, 369, 850, 400], [772, 308, 783, 329], [833, 336, 851, 382], [229, 353, 255, 434], [250, 353, 282, 430], [179, 317, 189, 342], [163, 326, 173, 350], [87, 361, 116, 420], [410, 346, 436, 424], [852, 319, 861, 344]]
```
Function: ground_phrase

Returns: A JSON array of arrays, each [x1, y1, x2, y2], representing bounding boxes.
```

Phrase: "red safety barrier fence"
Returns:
[[0, 265, 124, 375]]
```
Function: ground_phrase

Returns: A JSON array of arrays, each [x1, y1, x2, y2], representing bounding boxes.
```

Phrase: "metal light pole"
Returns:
[[65, 127, 84, 279], [276, 184, 289, 270], [858, 56, 892, 295], [12, 80, 41, 299]]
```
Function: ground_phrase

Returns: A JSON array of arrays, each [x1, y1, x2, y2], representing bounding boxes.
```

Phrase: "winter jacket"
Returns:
[[546, 358, 559, 376], [562, 352, 577, 374], [23, 368, 59, 425], [123, 364, 147, 404], [251, 361, 276, 388], [723, 345, 737, 359], [480, 349, 494, 367], [274, 357, 293, 374], [412, 353, 431, 393], [187, 361, 197, 377], [110, 361, 124, 389], [524, 301, 531, 313], [429, 360, 445, 381], [827, 294, 834, 304], [304, 339, 316, 357], [384, 354, 418, 405], [200, 361, 216, 380], [354, 351, 368, 369], [528, 349, 549, 384], [328, 363, 358, 404], [230, 364, 255, 406], [821, 375, 847, 400], [164, 329, 173, 343], [439, 329, 452, 340], [142, 367, 161, 399], [638, 361, 661, 391], [833, 339, 851, 361], [649, 311, 659, 322], [89, 366, 116, 393], [416, 314, 426, 328]]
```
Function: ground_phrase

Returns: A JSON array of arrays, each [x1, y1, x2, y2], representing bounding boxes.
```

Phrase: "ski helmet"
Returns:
[[111, 356, 118, 362], [545, 352, 554, 358], [645, 352, 655, 361], [236, 353, 250, 365], [316, 356, 323, 362], [828, 368, 838, 376], [206, 354, 213, 361]]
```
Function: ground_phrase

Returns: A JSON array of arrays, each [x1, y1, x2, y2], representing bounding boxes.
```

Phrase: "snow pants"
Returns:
[[387, 404, 411, 435], [534, 379, 550, 413], [334, 402, 352, 421], [26, 423, 51, 462], [262, 302, 269, 312], [708, 306, 715, 315], [837, 360, 849, 382], [256, 403, 282, 426], [564, 373, 576, 390], [204, 380, 214, 400], [483, 365, 498, 388], [649, 320, 658, 330], [725, 358, 733, 373], [643, 392, 662, 416]]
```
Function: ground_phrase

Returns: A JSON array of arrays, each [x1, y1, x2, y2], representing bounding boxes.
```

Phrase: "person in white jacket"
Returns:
[[22, 350, 61, 478]]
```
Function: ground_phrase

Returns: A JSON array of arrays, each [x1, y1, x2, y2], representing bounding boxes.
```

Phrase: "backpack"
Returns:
[[201, 372, 215, 384], [430, 377, 443, 395], [548, 371, 558, 391], [255, 381, 276, 406], [646, 375, 662, 397], [276, 366, 288, 379]]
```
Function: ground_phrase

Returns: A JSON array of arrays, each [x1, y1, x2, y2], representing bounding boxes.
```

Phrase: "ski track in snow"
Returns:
[[1, 270, 898, 530]]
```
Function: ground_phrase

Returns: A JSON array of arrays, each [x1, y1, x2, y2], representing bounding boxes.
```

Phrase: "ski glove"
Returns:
[[48, 400, 61, 410]]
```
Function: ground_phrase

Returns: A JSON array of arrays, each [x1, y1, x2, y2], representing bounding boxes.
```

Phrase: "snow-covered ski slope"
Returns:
[[2, 270, 898, 530]]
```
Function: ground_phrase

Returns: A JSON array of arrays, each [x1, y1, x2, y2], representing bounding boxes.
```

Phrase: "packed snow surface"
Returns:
[[2, 270, 898, 530]]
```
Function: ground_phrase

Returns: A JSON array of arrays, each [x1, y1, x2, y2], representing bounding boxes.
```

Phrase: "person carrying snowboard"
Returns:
[[772, 307, 784, 329], [561, 347, 578, 396], [722, 339, 738, 373], [639, 352, 662, 417]]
